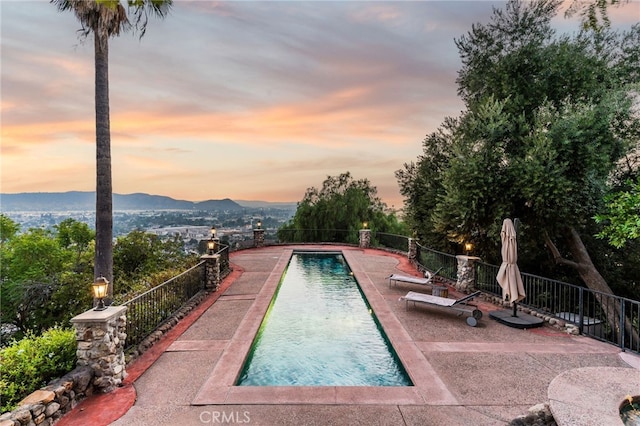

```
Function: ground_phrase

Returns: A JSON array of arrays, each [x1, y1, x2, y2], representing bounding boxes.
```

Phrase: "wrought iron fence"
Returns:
[[375, 232, 409, 252], [123, 261, 205, 351], [276, 229, 359, 245], [475, 260, 640, 353], [218, 244, 230, 272], [414, 243, 458, 281]]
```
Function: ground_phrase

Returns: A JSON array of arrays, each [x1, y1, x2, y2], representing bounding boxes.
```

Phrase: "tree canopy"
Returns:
[[397, 0, 640, 299], [279, 172, 408, 244], [0, 215, 194, 335]]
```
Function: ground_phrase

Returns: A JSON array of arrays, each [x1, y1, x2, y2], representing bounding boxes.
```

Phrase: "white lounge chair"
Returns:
[[387, 267, 443, 288], [401, 290, 483, 327]]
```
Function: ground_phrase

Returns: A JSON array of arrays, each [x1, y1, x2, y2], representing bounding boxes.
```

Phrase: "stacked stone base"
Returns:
[[0, 366, 94, 426]]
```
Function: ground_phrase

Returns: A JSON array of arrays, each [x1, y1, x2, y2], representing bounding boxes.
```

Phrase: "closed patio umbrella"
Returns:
[[496, 218, 525, 316]]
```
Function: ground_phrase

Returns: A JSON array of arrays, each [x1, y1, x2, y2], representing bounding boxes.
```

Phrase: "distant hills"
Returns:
[[0, 191, 295, 212]]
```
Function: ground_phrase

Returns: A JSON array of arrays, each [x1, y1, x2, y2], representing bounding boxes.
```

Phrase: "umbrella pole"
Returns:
[[512, 302, 518, 317]]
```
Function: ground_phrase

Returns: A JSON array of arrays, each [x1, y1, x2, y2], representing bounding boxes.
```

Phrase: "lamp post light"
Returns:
[[464, 242, 473, 255], [363, 222, 368, 229], [256, 220, 262, 230], [210, 226, 216, 239], [92, 277, 109, 311], [207, 238, 216, 255]]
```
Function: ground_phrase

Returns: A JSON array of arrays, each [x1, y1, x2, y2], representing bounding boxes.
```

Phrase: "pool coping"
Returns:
[[192, 248, 459, 406]]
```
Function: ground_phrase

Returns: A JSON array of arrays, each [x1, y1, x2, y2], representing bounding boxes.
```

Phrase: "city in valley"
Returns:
[[4, 206, 296, 253]]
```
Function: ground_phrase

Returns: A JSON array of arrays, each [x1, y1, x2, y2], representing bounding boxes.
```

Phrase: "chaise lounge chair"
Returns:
[[401, 290, 483, 327], [388, 267, 443, 288]]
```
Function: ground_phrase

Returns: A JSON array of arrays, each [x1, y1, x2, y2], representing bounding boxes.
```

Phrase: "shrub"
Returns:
[[0, 327, 76, 413]]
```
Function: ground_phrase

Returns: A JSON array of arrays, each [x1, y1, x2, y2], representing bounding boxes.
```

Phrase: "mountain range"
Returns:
[[0, 191, 296, 212]]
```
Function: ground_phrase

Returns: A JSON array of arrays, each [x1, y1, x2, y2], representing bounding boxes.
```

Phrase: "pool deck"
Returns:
[[57, 245, 640, 426]]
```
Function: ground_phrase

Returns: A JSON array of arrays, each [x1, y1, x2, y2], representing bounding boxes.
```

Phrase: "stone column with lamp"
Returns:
[[253, 220, 265, 247], [455, 254, 482, 293], [201, 228, 221, 291], [201, 252, 221, 292], [70, 277, 127, 393], [359, 223, 371, 248]]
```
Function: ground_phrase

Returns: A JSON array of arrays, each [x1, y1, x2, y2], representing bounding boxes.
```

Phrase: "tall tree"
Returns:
[[397, 0, 640, 334], [52, 0, 172, 299], [279, 172, 407, 244]]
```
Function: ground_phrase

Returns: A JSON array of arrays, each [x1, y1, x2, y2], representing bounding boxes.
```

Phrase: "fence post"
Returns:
[[359, 229, 371, 248], [70, 306, 128, 393], [408, 238, 417, 261], [578, 288, 584, 335], [620, 299, 626, 350], [254, 228, 265, 247], [201, 254, 221, 291], [455, 255, 481, 292]]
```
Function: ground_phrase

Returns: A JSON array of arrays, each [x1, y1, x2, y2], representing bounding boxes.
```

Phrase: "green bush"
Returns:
[[0, 327, 76, 413]]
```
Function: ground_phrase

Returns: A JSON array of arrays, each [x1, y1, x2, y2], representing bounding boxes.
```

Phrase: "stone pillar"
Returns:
[[253, 228, 265, 247], [408, 238, 417, 260], [70, 306, 127, 393], [201, 253, 221, 291], [359, 229, 371, 248], [455, 255, 481, 292]]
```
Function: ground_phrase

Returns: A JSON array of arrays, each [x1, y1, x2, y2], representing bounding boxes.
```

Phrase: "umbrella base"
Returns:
[[489, 309, 544, 329]]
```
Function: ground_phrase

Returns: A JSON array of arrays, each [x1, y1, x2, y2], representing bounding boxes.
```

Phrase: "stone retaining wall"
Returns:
[[0, 366, 94, 426]]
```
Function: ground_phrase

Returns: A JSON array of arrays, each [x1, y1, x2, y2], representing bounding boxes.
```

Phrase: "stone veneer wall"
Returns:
[[71, 306, 128, 393], [0, 366, 94, 426], [359, 229, 371, 248]]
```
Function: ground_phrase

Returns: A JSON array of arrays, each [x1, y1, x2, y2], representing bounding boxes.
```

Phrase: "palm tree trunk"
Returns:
[[94, 32, 114, 301]]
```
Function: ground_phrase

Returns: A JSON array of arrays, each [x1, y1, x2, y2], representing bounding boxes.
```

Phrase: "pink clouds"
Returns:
[[2, 1, 638, 207]]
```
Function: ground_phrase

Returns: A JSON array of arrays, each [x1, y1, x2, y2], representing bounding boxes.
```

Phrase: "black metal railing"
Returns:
[[475, 260, 640, 353], [375, 232, 409, 252], [276, 228, 359, 245], [414, 243, 458, 281], [123, 261, 205, 350], [218, 244, 230, 272]]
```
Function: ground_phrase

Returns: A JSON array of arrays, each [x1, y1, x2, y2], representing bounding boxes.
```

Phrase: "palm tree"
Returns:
[[52, 0, 173, 300]]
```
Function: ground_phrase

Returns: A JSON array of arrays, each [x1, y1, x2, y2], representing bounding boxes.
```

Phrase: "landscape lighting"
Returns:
[[92, 277, 109, 311], [464, 242, 473, 255]]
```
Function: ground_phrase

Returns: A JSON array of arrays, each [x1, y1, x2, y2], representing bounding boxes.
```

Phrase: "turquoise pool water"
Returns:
[[236, 251, 412, 386]]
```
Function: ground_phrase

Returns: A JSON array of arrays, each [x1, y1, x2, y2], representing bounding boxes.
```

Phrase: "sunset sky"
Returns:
[[2, 1, 639, 208]]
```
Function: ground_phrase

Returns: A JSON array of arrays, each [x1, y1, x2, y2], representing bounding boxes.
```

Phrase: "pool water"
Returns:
[[236, 251, 412, 386]]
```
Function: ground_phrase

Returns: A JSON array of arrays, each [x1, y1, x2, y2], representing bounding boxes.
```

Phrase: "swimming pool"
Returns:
[[236, 251, 412, 386]]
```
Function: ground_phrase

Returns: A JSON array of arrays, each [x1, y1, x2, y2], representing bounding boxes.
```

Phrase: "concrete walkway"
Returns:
[[60, 246, 638, 425]]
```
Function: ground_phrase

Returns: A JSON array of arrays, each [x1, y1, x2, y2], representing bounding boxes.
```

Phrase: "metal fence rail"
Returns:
[[123, 261, 205, 350], [375, 232, 409, 252], [218, 245, 230, 272], [414, 243, 458, 281], [475, 260, 640, 353], [276, 229, 359, 245]]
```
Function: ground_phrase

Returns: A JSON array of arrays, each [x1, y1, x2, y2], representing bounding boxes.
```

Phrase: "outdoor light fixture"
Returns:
[[257, 220, 262, 229], [92, 277, 109, 311], [210, 226, 217, 239], [363, 222, 368, 229], [464, 242, 473, 255], [207, 239, 215, 255]]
